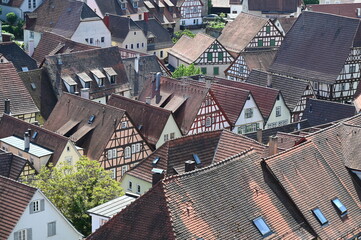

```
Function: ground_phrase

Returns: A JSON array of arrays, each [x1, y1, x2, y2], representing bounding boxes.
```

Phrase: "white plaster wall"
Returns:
[[92, 96, 107, 104], [155, 115, 182, 148], [89, 213, 109, 233], [233, 94, 264, 132], [180, 17, 202, 26], [122, 30, 147, 53], [199, 63, 228, 78], [148, 47, 171, 60], [24, 30, 42, 51], [71, 20, 111, 48], [9, 191, 82, 240], [20, 0, 43, 15], [56, 141, 82, 166], [230, 5, 243, 15], [264, 94, 291, 129], [121, 174, 152, 195], [168, 53, 179, 68]]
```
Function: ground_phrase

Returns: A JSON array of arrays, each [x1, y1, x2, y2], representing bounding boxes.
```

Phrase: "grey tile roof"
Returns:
[[0, 42, 37, 72]]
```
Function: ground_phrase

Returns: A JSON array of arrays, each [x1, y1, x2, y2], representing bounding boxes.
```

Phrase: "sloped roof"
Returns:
[[107, 14, 143, 42], [32, 31, 98, 65], [43, 93, 135, 160], [94, 0, 148, 17], [0, 42, 37, 72], [168, 33, 215, 64], [108, 94, 176, 147], [0, 176, 37, 239], [26, 0, 100, 38], [246, 70, 310, 111], [90, 149, 314, 239], [270, 11, 361, 84], [242, 49, 277, 71], [275, 17, 297, 34], [308, 3, 361, 19], [0, 0, 24, 7], [218, 13, 268, 53], [215, 78, 281, 119], [0, 115, 69, 166], [0, 150, 29, 180], [302, 98, 356, 127], [0, 62, 39, 116], [249, 0, 301, 13]]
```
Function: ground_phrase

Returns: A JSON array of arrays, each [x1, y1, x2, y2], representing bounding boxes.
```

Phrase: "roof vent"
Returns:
[[88, 115, 95, 124]]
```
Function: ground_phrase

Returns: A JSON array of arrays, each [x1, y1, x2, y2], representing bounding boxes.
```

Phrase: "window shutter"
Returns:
[[40, 199, 45, 211], [14, 231, 19, 240], [29, 202, 34, 214], [27, 228, 32, 240]]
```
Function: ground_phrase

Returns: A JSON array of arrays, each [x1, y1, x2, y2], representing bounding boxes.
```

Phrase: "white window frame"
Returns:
[[245, 108, 253, 119], [131, 144, 136, 154], [121, 165, 128, 175], [110, 168, 116, 179], [276, 106, 281, 117], [124, 146, 131, 159], [136, 184, 141, 194], [121, 121, 128, 129], [135, 143, 141, 152], [128, 181, 132, 190], [205, 117, 211, 127], [164, 134, 169, 142]]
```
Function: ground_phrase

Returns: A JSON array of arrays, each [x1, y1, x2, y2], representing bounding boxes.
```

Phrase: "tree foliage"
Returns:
[[172, 63, 201, 78], [6, 12, 17, 25], [23, 157, 123, 236], [172, 29, 195, 43], [304, 0, 319, 4]]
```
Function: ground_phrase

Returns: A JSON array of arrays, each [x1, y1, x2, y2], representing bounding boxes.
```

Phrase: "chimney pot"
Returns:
[[185, 160, 195, 172], [80, 88, 90, 99], [4, 99, 10, 114], [269, 136, 278, 156], [24, 131, 30, 152]]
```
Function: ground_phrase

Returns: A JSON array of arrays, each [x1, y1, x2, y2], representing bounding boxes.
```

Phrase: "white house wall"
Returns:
[[121, 30, 147, 53], [86, 0, 104, 18], [156, 115, 182, 149], [9, 190, 82, 240], [264, 94, 290, 129], [89, 213, 109, 233], [71, 20, 111, 48], [121, 173, 152, 195], [24, 30, 42, 52]]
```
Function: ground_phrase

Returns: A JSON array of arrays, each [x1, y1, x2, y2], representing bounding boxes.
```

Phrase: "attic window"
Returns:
[[332, 198, 347, 216], [192, 154, 201, 165], [88, 115, 95, 124], [152, 157, 160, 166], [312, 208, 328, 226], [133, 1, 138, 8], [104, 67, 117, 84], [253, 217, 272, 237], [121, 2, 126, 9], [32, 131, 38, 139]]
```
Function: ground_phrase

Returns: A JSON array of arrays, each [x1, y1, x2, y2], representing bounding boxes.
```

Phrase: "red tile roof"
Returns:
[[308, 3, 361, 19]]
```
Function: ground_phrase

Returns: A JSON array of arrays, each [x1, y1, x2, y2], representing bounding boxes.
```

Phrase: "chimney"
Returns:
[[103, 14, 110, 29], [185, 160, 195, 172], [28, 40, 34, 57], [81, 88, 90, 99], [145, 96, 151, 104], [256, 129, 263, 143], [24, 131, 30, 152], [155, 72, 161, 104], [134, 54, 140, 73], [4, 99, 10, 114], [152, 168, 165, 186], [267, 72, 272, 88], [269, 136, 278, 156], [56, 55, 62, 65], [27, 128, 32, 138]]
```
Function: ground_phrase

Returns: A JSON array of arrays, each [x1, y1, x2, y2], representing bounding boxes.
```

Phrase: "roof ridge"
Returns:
[[224, 129, 268, 147], [263, 140, 312, 162], [49, 46, 118, 59], [0, 174, 37, 192], [307, 97, 357, 106]]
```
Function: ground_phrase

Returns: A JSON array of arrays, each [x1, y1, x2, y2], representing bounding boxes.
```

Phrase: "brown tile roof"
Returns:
[[91, 149, 314, 239], [308, 3, 361, 19], [248, 0, 302, 13], [0, 115, 69, 166], [275, 17, 297, 34], [218, 13, 268, 53], [127, 130, 267, 182], [0, 42, 38, 72], [0, 62, 39, 117], [26, 0, 100, 38], [0, 150, 29, 180], [108, 94, 177, 147], [0, 176, 37, 239], [275, 132, 305, 150], [270, 11, 361, 84], [266, 123, 361, 239], [93, 0, 148, 17], [138, 77, 212, 134], [242, 49, 277, 72], [43, 47, 129, 100], [0, 0, 24, 7], [33, 31, 98, 66], [215, 78, 281, 120], [168, 33, 215, 64], [44, 93, 142, 160]]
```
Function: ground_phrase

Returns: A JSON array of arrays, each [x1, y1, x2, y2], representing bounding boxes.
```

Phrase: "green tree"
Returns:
[[23, 157, 123, 236], [6, 12, 17, 25], [304, 0, 319, 4], [172, 63, 201, 78], [172, 29, 196, 43]]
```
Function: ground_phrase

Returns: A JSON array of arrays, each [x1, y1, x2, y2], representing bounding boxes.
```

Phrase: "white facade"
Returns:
[[233, 94, 264, 134], [71, 20, 111, 48], [264, 94, 291, 129], [23, 30, 42, 51], [9, 190, 82, 240], [156, 115, 182, 149], [117, 29, 147, 53], [89, 213, 109, 233], [180, 17, 202, 26]]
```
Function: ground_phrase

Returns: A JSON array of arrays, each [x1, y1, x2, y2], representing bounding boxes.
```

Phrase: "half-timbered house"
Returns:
[[225, 50, 277, 81], [0, 149, 37, 181], [44, 93, 152, 181], [176, 0, 203, 28], [270, 11, 361, 104], [138, 76, 231, 135], [218, 13, 284, 56], [168, 33, 233, 77]]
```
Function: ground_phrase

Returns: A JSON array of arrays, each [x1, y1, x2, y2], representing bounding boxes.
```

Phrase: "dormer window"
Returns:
[[133, 1, 138, 8], [62, 76, 77, 94], [104, 67, 117, 84], [77, 72, 92, 89], [148, 37, 155, 44], [2, 0, 10, 4], [120, 1, 126, 10], [91, 69, 106, 87]]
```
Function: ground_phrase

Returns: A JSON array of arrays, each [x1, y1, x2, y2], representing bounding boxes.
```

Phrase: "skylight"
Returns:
[[192, 154, 201, 165], [332, 198, 347, 216], [312, 208, 328, 226], [32, 131, 38, 139], [152, 157, 160, 166], [253, 217, 272, 237], [88, 115, 95, 124]]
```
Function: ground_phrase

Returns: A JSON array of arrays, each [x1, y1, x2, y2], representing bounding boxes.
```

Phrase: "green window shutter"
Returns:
[[201, 67, 207, 74], [266, 25, 271, 34], [213, 67, 219, 75], [207, 52, 212, 61], [213, 44, 217, 50], [218, 52, 223, 61], [257, 39, 263, 47], [270, 39, 275, 46]]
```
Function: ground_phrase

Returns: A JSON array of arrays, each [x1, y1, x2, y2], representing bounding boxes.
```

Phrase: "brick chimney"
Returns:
[[185, 160, 195, 172], [269, 136, 278, 156]]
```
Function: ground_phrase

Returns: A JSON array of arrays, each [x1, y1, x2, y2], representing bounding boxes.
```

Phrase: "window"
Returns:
[[312, 208, 328, 226], [121, 165, 128, 175], [136, 143, 141, 152], [218, 52, 223, 61], [47, 222, 56, 237], [124, 146, 131, 158], [22, 67, 29, 72], [90, 38, 94, 44], [110, 75, 116, 84], [69, 85, 76, 94], [136, 184, 141, 193], [257, 39, 263, 47], [65, 156, 72, 165], [332, 198, 347, 216], [141, 42, 144, 47], [132, 144, 136, 153], [121, 121, 128, 128], [170, 132, 175, 139], [131, 44, 134, 49], [32, 0, 35, 8], [137, 43, 139, 48], [121, 2, 126, 9], [206, 117, 211, 127], [29, 31, 34, 39], [276, 106, 281, 117], [201, 67, 207, 74], [253, 217, 272, 237], [28, 0, 31, 8], [85, 38, 89, 43], [164, 134, 169, 142], [125, 44, 128, 49], [245, 108, 253, 118], [128, 181, 132, 190], [238, 122, 260, 134], [133, 1, 138, 8], [213, 44, 217, 50], [101, 37, 104, 43], [30, 199, 44, 214], [160, 51, 163, 58], [350, 65, 356, 74], [139, 14, 142, 20], [181, 20, 185, 26], [15, 229, 32, 240], [213, 67, 219, 75], [239, 65, 245, 73], [134, 31, 137, 35], [314, 82, 319, 90], [270, 39, 276, 46], [110, 168, 116, 179], [265, 25, 271, 34], [207, 52, 212, 61]]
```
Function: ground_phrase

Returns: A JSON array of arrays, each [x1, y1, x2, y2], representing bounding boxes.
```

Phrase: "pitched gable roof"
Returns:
[[218, 13, 269, 53], [26, 0, 100, 38], [248, 0, 301, 13], [0, 115, 70, 166], [0, 42, 37, 72], [32, 31, 98, 65], [108, 94, 176, 147], [94, 0, 148, 17], [0, 150, 29, 180], [43, 93, 131, 160], [168, 33, 215, 64], [0, 176, 37, 239], [308, 3, 361, 19], [270, 11, 361, 84], [106, 14, 144, 42], [0, 62, 39, 116], [242, 49, 277, 71]]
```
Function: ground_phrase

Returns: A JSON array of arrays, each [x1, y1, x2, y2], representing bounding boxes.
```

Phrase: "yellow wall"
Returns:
[[156, 115, 183, 148], [56, 141, 82, 167], [121, 173, 152, 195]]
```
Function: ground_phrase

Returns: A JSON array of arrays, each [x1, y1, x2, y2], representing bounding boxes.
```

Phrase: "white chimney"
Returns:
[[267, 72, 272, 88], [81, 88, 90, 99], [145, 97, 151, 104], [135, 54, 140, 73], [28, 40, 34, 57], [24, 132, 30, 152]]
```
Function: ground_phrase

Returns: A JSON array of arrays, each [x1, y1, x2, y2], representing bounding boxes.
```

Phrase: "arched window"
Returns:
[[206, 117, 211, 127], [124, 146, 131, 159]]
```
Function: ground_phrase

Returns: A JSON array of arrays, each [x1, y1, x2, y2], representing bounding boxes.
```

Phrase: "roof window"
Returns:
[[332, 198, 347, 216], [88, 115, 95, 124], [32, 131, 38, 139], [192, 154, 201, 165], [152, 157, 160, 166], [312, 208, 328, 226], [253, 217, 272, 237]]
